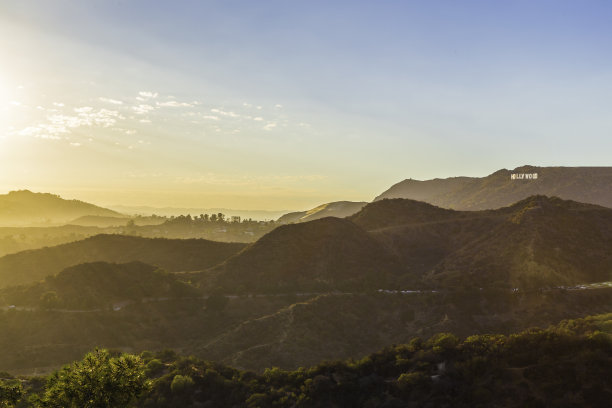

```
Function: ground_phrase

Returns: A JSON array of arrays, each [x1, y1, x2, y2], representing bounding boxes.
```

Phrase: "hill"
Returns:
[[348, 198, 464, 230], [0, 234, 246, 288], [428, 195, 612, 288], [198, 289, 612, 372], [213, 217, 405, 292], [0, 190, 122, 226], [67, 215, 130, 227], [375, 165, 612, 210], [0, 261, 198, 309], [350, 196, 612, 288], [11, 312, 612, 407], [277, 201, 367, 224]]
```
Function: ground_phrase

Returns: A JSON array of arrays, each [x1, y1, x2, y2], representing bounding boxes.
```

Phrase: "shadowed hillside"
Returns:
[[375, 166, 612, 210], [0, 234, 246, 288], [12, 312, 612, 408], [198, 287, 612, 372], [350, 196, 612, 288], [0, 190, 121, 226], [428, 195, 612, 288], [0, 261, 198, 309], [213, 217, 406, 292], [349, 198, 465, 230], [277, 201, 368, 224]]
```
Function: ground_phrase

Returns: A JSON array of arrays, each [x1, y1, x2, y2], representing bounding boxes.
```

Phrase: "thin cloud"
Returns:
[[12, 106, 121, 140], [211, 108, 239, 118], [157, 101, 194, 108], [99, 97, 124, 105], [132, 104, 155, 115], [138, 91, 159, 99]]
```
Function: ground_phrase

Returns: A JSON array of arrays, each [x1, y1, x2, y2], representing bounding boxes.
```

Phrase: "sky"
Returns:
[[1, 0, 611, 211]]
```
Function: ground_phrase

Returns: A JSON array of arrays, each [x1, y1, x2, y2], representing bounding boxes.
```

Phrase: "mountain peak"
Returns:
[[349, 198, 458, 230]]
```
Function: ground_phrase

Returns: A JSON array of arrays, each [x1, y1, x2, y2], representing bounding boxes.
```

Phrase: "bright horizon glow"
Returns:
[[1, 1, 612, 211]]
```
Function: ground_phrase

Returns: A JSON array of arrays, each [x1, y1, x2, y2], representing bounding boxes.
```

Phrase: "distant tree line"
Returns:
[[163, 213, 275, 226]]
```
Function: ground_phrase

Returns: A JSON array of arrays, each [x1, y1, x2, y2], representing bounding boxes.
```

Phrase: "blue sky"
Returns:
[[1, 1, 611, 209]]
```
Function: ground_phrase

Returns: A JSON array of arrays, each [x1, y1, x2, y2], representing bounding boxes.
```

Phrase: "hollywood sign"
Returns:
[[511, 173, 538, 180]]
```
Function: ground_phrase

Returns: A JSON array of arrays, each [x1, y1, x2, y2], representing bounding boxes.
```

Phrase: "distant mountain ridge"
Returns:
[[277, 201, 368, 224], [0, 234, 246, 288], [0, 190, 122, 226], [375, 166, 612, 210]]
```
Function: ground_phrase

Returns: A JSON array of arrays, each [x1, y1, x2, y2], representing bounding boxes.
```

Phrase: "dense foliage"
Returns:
[[33, 349, 149, 408], [4, 314, 611, 407]]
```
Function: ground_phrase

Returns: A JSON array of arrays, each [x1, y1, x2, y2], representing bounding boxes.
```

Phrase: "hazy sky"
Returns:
[[1, 1, 611, 210]]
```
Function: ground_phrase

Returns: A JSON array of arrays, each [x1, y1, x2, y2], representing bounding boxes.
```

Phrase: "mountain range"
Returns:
[[2, 176, 612, 378], [210, 195, 612, 291], [375, 165, 612, 210], [3, 195, 612, 292]]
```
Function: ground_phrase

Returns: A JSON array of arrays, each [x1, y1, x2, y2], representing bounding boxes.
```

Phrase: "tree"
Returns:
[[0, 380, 23, 408], [35, 349, 149, 408], [40, 291, 60, 310], [170, 375, 194, 394]]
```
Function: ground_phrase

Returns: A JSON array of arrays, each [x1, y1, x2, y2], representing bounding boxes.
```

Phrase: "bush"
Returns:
[[170, 375, 194, 394]]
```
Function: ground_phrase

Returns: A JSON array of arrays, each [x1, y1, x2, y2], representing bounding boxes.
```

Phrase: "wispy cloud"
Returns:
[[138, 91, 158, 99], [157, 100, 194, 108], [263, 122, 277, 131], [211, 108, 239, 118], [99, 97, 124, 105], [12, 106, 122, 140], [132, 104, 156, 115]]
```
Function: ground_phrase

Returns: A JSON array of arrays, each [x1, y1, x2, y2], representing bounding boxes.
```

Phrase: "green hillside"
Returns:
[[0, 261, 198, 309], [213, 217, 405, 292], [0, 234, 246, 288], [7, 312, 612, 407], [351, 196, 612, 288]]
